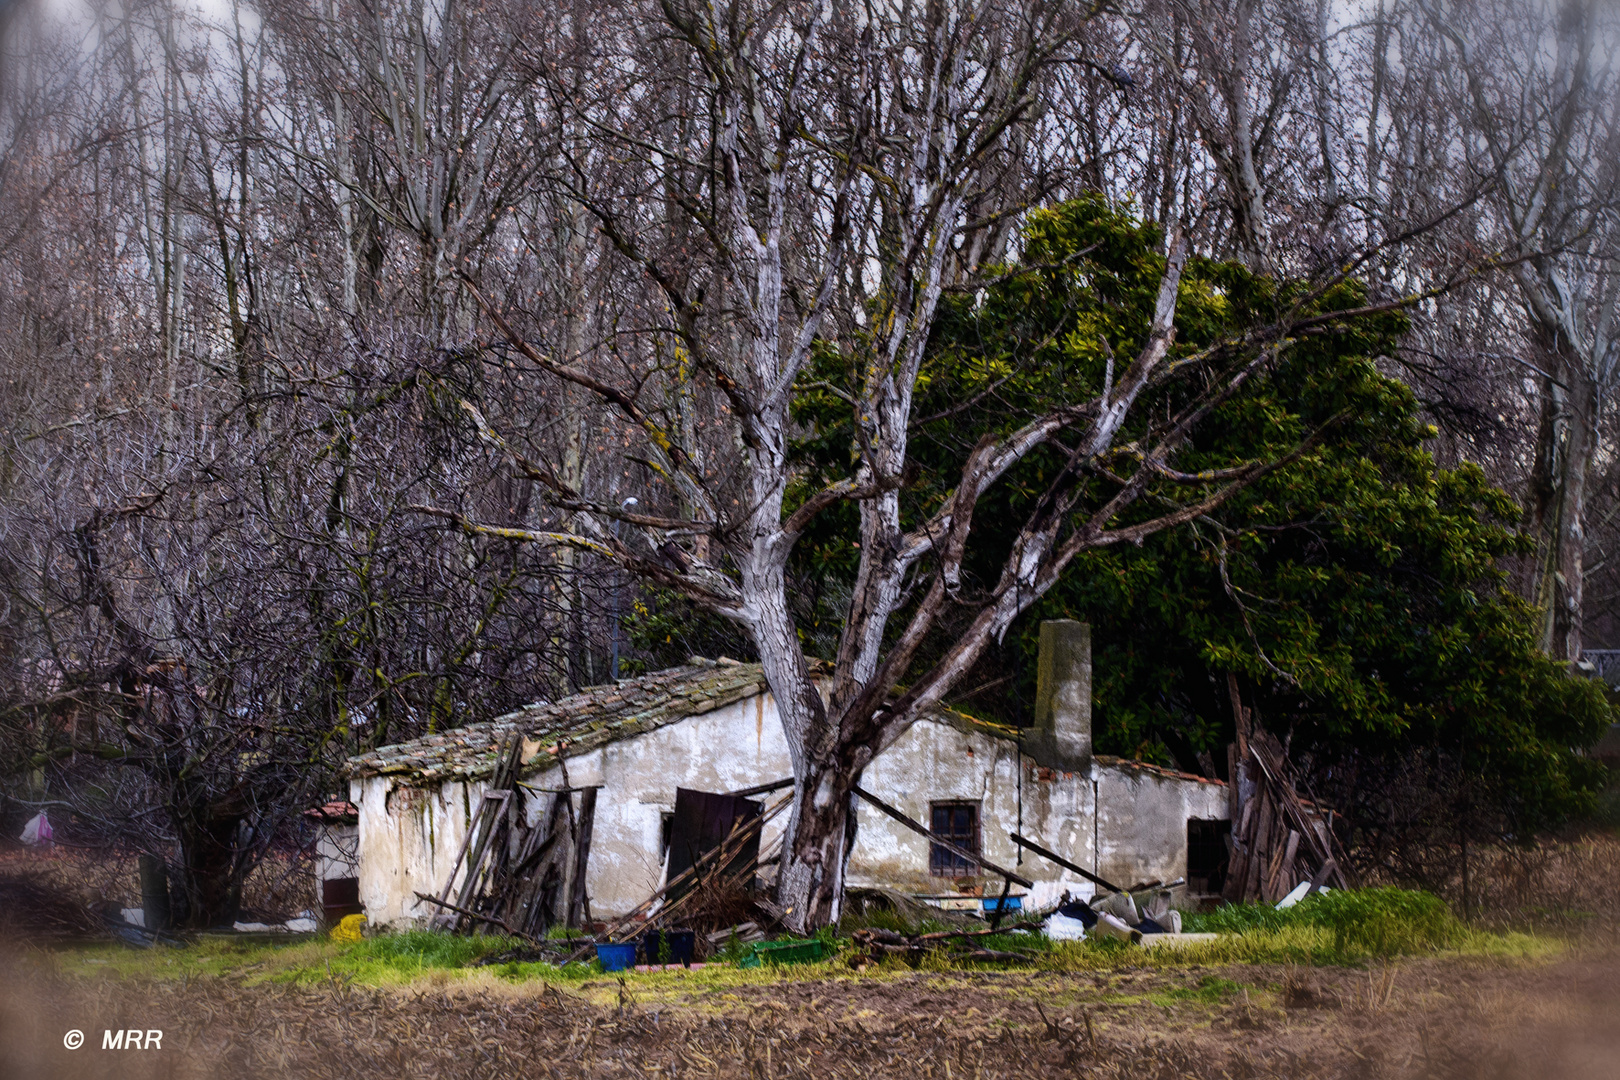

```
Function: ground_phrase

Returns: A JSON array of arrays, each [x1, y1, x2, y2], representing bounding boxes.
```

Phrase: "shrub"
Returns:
[[1301, 887, 1461, 957], [1183, 887, 1463, 959]]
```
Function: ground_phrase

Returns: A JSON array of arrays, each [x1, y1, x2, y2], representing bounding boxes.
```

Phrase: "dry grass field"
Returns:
[[2, 945, 1618, 1079], [1, 834, 1616, 1080]]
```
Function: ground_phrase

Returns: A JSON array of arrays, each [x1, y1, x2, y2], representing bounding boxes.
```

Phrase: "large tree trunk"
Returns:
[[174, 799, 246, 929], [1531, 347, 1598, 663], [776, 755, 860, 933]]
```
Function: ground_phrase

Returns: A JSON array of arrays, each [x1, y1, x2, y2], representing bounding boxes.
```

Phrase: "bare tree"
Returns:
[[430, 0, 1488, 930]]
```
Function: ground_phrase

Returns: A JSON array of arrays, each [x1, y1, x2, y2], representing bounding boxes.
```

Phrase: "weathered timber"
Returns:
[[566, 786, 597, 929], [1008, 832, 1123, 893], [725, 777, 794, 798], [414, 892, 540, 943]]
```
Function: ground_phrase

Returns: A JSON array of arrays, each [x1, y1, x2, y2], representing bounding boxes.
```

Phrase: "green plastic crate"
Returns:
[[738, 938, 835, 968]]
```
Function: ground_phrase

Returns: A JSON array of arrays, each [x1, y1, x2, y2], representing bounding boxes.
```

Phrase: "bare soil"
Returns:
[[2, 946, 1617, 1079]]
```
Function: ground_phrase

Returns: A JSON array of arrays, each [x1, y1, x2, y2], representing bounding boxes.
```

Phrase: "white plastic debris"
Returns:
[[1276, 881, 1313, 909], [1093, 890, 1140, 926], [120, 908, 146, 928], [1143, 888, 1177, 926], [1044, 911, 1089, 941], [284, 917, 318, 933], [1091, 912, 1143, 944], [19, 811, 53, 847]]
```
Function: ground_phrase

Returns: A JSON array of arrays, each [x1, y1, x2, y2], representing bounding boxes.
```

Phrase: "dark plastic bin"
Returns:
[[595, 943, 638, 972], [641, 929, 696, 966]]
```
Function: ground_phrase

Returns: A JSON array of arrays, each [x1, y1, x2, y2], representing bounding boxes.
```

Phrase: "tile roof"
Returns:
[[1094, 754, 1227, 787], [346, 659, 768, 785], [304, 800, 359, 823], [346, 657, 1226, 792]]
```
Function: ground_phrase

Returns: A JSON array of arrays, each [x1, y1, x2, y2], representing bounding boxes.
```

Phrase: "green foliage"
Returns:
[[1184, 887, 1461, 959], [1181, 901, 1298, 935], [1158, 975, 1244, 1004], [338, 929, 520, 970], [788, 194, 1611, 833], [1305, 887, 1462, 957]]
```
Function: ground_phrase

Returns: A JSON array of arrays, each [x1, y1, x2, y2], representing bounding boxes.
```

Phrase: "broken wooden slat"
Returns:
[[725, 777, 794, 798], [1008, 832, 1122, 894]]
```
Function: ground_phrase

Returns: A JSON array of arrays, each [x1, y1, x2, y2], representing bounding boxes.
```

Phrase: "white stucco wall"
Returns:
[[352, 772, 490, 926], [846, 716, 1096, 911], [1095, 764, 1230, 892], [354, 695, 1230, 926], [353, 691, 797, 926], [314, 823, 359, 882], [845, 720, 1228, 910]]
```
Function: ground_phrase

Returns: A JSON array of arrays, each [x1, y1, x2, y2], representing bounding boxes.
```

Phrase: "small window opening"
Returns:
[[1187, 818, 1231, 895], [929, 801, 981, 877]]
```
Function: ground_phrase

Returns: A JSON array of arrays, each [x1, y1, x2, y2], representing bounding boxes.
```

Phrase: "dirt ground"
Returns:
[[2, 945, 1617, 1080]]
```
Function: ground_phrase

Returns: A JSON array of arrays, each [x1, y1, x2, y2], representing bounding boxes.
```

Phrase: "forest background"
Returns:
[[0, 0, 1615, 928]]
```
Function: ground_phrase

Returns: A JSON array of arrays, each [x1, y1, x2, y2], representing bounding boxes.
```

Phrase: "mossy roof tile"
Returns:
[[345, 660, 766, 785]]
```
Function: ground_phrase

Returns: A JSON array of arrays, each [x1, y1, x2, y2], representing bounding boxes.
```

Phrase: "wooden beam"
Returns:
[[851, 785, 1034, 888], [566, 786, 597, 929], [726, 777, 794, 798], [1008, 832, 1123, 894]]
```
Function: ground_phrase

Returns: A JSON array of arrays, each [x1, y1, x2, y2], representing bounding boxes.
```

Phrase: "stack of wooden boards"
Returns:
[[420, 733, 598, 937], [1224, 676, 1350, 902]]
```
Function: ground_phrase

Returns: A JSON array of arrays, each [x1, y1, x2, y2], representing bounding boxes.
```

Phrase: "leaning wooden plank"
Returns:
[[1007, 832, 1123, 894], [429, 788, 508, 924], [852, 786, 1034, 889], [453, 789, 512, 917], [566, 787, 597, 929], [414, 891, 540, 943], [726, 777, 794, 798], [561, 794, 792, 965]]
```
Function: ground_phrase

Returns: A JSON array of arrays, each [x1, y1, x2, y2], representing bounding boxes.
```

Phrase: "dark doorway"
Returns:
[[320, 876, 363, 925], [1187, 818, 1231, 895], [664, 788, 763, 903]]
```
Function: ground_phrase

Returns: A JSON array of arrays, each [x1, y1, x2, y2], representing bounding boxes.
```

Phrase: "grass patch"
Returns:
[[1154, 974, 1245, 1005], [1182, 887, 1474, 960], [44, 886, 1561, 994]]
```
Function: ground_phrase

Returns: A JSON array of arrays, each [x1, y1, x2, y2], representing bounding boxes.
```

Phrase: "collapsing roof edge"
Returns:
[[935, 708, 1227, 787], [345, 659, 767, 786], [346, 658, 1227, 791]]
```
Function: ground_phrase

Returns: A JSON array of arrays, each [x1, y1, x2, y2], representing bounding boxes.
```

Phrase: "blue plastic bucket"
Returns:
[[595, 943, 638, 972]]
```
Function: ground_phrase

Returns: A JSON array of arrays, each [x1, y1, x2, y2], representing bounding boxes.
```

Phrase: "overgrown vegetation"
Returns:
[[42, 884, 1559, 994], [1183, 887, 1463, 958], [784, 199, 1613, 894]]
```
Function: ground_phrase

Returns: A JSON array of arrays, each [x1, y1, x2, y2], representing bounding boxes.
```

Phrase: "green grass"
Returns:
[[1154, 974, 1245, 1005], [1181, 886, 1471, 960], [44, 887, 1560, 993]]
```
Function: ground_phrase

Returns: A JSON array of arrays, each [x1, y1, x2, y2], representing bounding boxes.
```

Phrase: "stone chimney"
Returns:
[[1030, 620, 1092, 772]]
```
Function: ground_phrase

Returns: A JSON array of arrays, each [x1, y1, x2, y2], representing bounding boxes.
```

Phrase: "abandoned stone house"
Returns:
[[342, 621, 1230, 928]]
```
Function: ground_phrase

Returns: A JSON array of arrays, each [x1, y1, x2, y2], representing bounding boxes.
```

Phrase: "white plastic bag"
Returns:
[[19, 811, 53, 847], [1044, 912, 1089, 941]]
